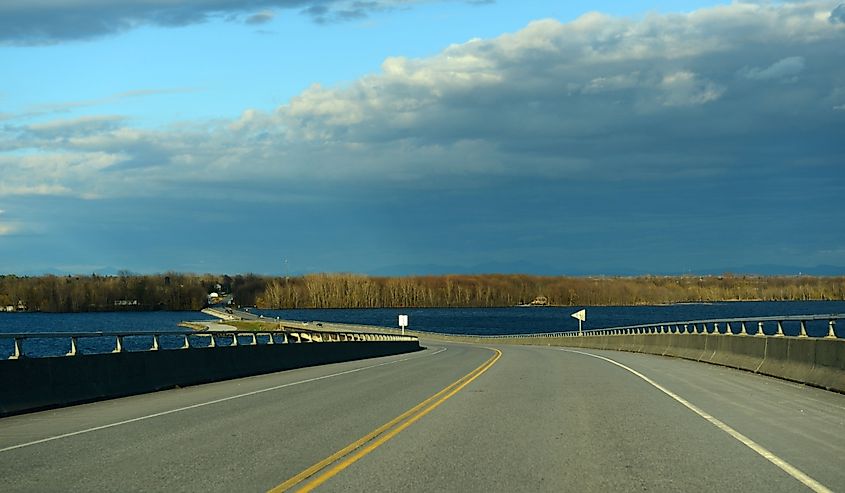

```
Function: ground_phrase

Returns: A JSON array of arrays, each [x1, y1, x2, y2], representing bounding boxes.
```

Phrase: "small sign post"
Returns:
[[398, 314, 409, 335], [571, 309, 586, 336]]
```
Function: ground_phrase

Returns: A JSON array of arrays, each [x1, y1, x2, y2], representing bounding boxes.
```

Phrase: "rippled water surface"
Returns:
[[254, 301, 845, 337], [2, 302, 843, 357], [2, 302, 844, 336]]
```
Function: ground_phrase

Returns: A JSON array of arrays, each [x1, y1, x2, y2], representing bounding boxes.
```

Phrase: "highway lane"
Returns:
[[1, 341, 843, 492], [306, 342, 844, 493], [0, 344, 492, 492]]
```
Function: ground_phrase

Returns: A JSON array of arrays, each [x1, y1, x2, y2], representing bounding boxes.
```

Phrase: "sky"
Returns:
[[1, 0, 844, 277]]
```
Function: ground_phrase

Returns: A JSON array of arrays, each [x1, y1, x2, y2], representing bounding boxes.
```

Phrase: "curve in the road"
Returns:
[[559, 348, 832, 493], [2, 342, 843, 492]]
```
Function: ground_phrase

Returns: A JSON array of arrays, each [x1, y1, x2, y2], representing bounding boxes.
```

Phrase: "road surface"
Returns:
[[1, 341, 842, 492]]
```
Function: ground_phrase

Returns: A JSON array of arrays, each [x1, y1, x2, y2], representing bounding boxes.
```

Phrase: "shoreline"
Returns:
[[3, 298, 845, 315]]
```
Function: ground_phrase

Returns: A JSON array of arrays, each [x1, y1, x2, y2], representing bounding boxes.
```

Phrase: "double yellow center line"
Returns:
[[269, 347, 502, 492]]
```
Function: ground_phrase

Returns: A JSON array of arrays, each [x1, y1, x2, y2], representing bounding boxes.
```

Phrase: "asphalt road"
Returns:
[[1, 341, 842, 492]]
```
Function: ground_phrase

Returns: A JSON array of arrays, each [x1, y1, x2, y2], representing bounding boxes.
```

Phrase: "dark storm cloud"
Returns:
[[264, 2, 845, 183], [3, 1, 844, 202], [245, 11, 276, 24], [0, 1, 478, 44], [830, 3, 845, 22], [2, 1, 844, 274]]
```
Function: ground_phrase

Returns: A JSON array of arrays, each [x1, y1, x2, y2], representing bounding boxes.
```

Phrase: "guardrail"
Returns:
[[577, 313, 842, 338], [1, 329, 419, 360], [409, 314, 844, 340]]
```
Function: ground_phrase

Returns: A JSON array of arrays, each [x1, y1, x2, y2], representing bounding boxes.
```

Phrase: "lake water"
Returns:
[[3, 301, 842, 337], [254, 301, 845, 337]]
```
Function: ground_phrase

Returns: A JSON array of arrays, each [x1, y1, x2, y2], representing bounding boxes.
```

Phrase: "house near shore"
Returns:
[[2, 300, 27, 312], [530, 296, 549, 306]]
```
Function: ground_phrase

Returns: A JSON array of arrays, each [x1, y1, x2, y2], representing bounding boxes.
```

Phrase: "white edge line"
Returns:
[[557, 348, 832, 493], [0, 346, 448, 453]]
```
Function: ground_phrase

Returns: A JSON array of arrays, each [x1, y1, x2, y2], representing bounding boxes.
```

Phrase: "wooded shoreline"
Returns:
[[2, 273, 843, 313]]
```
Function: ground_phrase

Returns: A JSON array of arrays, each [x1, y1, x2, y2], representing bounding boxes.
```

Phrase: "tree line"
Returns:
[[3, 272, 841, 312], [0, 273, 266, 312], [255, 273, 845, 308]]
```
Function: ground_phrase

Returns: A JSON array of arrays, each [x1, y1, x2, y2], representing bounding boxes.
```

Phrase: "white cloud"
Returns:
[[0, 209, 20, 235], [658, 71, 725, 106], [582, 73, 641, 94], [4, 89, 200, 122], [739, 56, 806, 81], [0, 183, 71, 197], [1, 1, 843, 199]]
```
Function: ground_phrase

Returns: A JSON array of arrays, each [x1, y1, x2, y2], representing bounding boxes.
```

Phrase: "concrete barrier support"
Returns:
[[417, 330, 844, 393], [396, 324, 845, 393], [0, 340, 420, 417], [756, 338, 816, 386], [538, 333, 843, 393], [808, 338, 845, 391], [707, 335, 767, 373]]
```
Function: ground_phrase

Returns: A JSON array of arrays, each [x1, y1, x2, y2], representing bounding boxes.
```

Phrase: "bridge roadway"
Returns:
[[1, 341, 843, 492]]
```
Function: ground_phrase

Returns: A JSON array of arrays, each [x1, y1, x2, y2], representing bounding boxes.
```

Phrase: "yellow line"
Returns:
[[269, 348, 501, 493]]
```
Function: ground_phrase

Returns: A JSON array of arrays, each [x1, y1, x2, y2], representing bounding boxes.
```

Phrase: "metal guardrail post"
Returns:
[[494, 313, 842, 341]]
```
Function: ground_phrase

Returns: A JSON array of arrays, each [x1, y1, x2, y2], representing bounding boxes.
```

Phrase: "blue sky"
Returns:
[[1, 0, 844, 276]]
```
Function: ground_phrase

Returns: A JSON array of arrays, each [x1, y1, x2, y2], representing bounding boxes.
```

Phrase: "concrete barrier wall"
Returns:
[[555, 335, 844, 393], [411, 331, 844, 393], [0, 341, 420, 417]]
